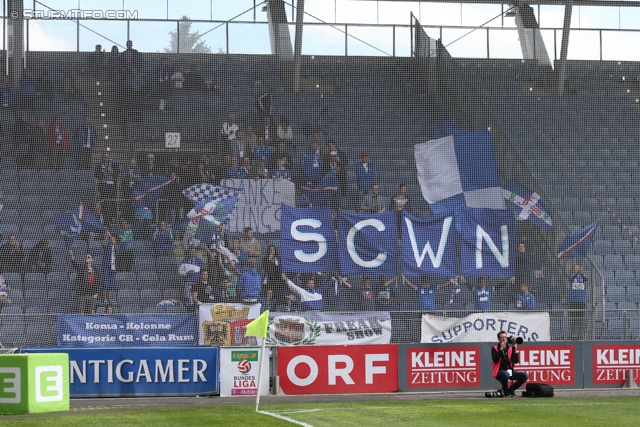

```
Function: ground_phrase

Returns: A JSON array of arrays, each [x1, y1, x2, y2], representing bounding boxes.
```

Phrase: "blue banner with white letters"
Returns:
[[401, 211, 458, 277], [280, 205, 338, 273], [279, 206, 515, 277], [57, 314, 197, 347], [456, 208, 515, 277], [21, 346, 219, 397], [338, 211, 398, 275]]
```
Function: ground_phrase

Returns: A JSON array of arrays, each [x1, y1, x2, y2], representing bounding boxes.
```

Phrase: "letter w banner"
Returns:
[[503, 178, 553, 230], [557, 220, 599, 260], [421, 311, 551, 343], [456, 208, 515, 277], [280, 205, 338, 273], [401, 211, 458, 277], [338, 211, 398, 275]]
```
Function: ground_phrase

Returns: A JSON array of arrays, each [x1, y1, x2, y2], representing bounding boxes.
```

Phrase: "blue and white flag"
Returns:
[[401, 211, 458, 277], [55, 203, 105, 236], [133, 175, 174, 208], [456, 208, 515, 277], [300, 170, 338, 207], [182, 183, 239, 204], [557, 220, 599, 260], [503, 178, 553, 230], [280, 205, 338, 273], [186, 196, 238, 242], [338, 211, 398, 275], [415, 121, 505, 214]]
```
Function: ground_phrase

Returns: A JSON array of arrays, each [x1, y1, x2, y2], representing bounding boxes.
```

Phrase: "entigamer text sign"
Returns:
[[21, 347, 219, 397], [277, 344, 398, 394], [591, 344, 640, 385], [402, 345, 481, 390], [421, 312, 550, 343], [58, 315, 197, 347], [517, 345, 577, 387]]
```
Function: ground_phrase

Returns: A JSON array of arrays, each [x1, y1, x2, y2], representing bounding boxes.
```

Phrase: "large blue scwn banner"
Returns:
[[58, 314, 197, 347], [21, 347, 219, 397], [280, 207, 515, 277]]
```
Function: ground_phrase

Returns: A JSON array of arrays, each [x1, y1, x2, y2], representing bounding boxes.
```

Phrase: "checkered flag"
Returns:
[[182, 183, 240, 204]]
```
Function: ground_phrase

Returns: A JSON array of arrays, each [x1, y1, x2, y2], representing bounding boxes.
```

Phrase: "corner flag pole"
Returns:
[[244, 310, 270, 412]]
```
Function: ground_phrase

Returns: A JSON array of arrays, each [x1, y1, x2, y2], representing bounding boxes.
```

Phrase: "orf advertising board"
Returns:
[[399, 343, 482, 391], [219, 348, 269, 397], [516, 344, 582, 388], [277, 344, 398, 394], [21, 347, 219, 397], [585, 342, 640, 388]]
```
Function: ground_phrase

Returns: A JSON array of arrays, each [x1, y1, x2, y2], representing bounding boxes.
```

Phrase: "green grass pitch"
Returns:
[[2, 397, 640, 426]]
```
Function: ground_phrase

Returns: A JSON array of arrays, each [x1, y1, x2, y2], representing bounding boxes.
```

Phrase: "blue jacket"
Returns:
[[77, 124, 97, 148], [239, 268, 262, 300], [301, 152, 322, 182], [356, 162, 376, 190]]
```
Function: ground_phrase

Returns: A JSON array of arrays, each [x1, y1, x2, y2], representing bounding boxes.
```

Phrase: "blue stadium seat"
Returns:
[[140, 288, 162, 307], [23, 273, 47, 290], [138, 271, 158, 289], [118, 304, 142, 314], [117, 289, 139, 306], [0, 324, 26, 348], [115, 272, 138, 290], [606, 318, 627, 339], [134, 256, 156, 273], [604, 254, 624, 270], [592, 239, 611, 255], [606, 286, 627, 304], [624, 254, 640, 271]]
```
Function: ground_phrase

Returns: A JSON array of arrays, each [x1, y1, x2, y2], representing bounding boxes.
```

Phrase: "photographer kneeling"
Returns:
[[491, 331, 528, 397]]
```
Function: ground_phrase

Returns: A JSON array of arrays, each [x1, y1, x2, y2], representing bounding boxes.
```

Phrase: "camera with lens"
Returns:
[[507, 336, 523, 345], [485, 389, 505, 398]]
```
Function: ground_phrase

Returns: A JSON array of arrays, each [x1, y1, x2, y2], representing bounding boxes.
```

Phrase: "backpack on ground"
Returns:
[[522, 382, 554, 397]]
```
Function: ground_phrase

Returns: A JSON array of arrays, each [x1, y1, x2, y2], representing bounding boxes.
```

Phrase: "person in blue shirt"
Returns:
[[568, 264, 588, 340], [0, 76, 14, 107], [153, 220, 175, 255], [516, 282, 536, 310], [404, 274, 437, 311], [301, 141, 322, 184], [356, 151, 376, 195], [226, 156, 247, 179], [469, 276, 495, 311], [238, 261, 262, 304], [272, 158, 291, 180], [252, 139, 272, 167]]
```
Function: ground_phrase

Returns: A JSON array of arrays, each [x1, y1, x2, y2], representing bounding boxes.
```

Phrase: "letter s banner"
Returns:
[[277, 344, 398, 395]]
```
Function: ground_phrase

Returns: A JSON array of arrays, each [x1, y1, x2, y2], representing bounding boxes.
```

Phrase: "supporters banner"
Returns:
[[265, 311, 392, 346], [401, 211, 458, 277], [57, 314, 197, 347], [220, 178, 295, 233], [338, 211, 398, 276], [421, 311, 550, 343], [280, 205, 338, 273], [198, 303, 262, 346]]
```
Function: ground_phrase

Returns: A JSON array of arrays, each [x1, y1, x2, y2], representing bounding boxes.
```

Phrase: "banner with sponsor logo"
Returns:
[[277, 344, 398, 394], [20, 347, 219, 397], [421, 312, 550, 344], [517, 344, 581, 388], [198, 303, 262, 346], [266, 311, 392, 346], [585, 342, 640, 387], [220, 178, 295, 233], [219, 347, 270, 397], [400, 343, 483, 391], [57, 314, 197, 347]]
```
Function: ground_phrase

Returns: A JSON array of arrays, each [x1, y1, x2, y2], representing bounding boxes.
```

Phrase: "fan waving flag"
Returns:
[[182, 183, 239, 204], [300, 170, 338, 207], [415, 120, 505, 214], [55, 203, 105, 236], [557, 220, 599, 260], [245, 310, 270, 339], [503, 178, 553, 230], [133, 175, 174, 208], [185, 196, 239, 242]]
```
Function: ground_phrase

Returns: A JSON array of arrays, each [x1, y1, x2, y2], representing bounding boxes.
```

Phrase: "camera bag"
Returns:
[[523, 382, 554, 397]]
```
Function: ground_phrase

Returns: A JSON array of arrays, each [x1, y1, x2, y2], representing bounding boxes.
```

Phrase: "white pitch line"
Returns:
[[257, 410, 315, 427]]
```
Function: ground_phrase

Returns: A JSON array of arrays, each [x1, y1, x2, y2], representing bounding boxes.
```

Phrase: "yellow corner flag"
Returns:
[[245, 310, 270, 339]]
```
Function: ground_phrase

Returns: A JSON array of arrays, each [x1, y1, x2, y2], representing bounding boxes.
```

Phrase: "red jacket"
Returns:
[[492, 344, 515, 377], [46, 123, 69, 149]]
